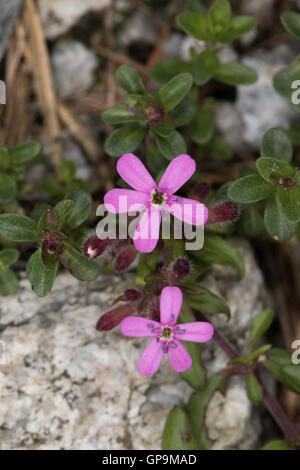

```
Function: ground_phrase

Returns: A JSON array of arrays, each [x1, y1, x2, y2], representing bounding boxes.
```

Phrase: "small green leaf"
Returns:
[[63, 190, 92, 229], [264, 193, 297, 241], [155, 130, 187, 161], [116, 65, 145, 95], [0, 173, 17, 204], [9, 141, 41, 165], [59, 242, 100, 281], [150, 115, 174, 138], [26, 248, 59, 297], [214, 63, 258, 86], [30, 202, 52, 221], [265, 348, 300, 394], [278, 185, 300, 223], [0, 147, 10, 169], [273, 56, 300, 113], [0, 214, 38, 242], [280, 364, 300, 394], [256, 157, 295, 183], [150, 60, 193, 83], [208, 136, 233, 161], [262, 440, 292, 450], [186, 0, 207, 15], [227, 16, 257, 41], [101, 106, 143, 125], [194, 50, 219, 85], [188, 109, 214, 145], [208, 0, 231, 29], [245, 375, 263, 405], [0, 268, 19, 295], [241, 206, 264, 237], [105, 125, 146, 157], [184, 280, 230, 316], [162, 407, 197, 450], [59, 160, 76, 183], [228, 174, 273, 204], [249, 308, 275, 345], [172, 97, 196, 127], [261, 128, 293, 163], [0, 248, 19, 271], [281, 11, 300, 39], [157, 73, 193, 112], [54, 199, 75, 226], [176, 11, 211, 41]]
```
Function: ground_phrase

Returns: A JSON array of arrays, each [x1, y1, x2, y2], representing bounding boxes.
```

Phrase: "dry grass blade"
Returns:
[[24, 0, 62, 171]]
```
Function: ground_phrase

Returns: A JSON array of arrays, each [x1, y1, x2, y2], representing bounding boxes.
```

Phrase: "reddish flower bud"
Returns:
[[96, 303, 137, 331], [115, 246, 137, 272], [145, 295, 160, 322], [124, 289, 141, 302], [190, 182, 210, 202], [45, 208, 59, 228], [207, 201, 238, 225], [84, 234, 110, 259], [144, 104, 165, 123], [169, 257, 192, 283], [42, 231, 62, 263]]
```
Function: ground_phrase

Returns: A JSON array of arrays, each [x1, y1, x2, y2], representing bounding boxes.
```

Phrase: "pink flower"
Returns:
[[104, 153, 208, 253], [120, 286, 214, 376]]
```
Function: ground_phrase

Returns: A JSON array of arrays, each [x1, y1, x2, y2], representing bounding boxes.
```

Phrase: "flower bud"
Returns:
[[83, 234, 110, 259], [144, 104, 165, 123], [206, 201, 238, 225], [115, 246, 137, 272], [42, 232, 62, 263], [45, 208, 59, 228], [124, 289, 141, 302], [145, 295, 160, 322], [96, 303, 137, 331], [169, 257, 192, 283]]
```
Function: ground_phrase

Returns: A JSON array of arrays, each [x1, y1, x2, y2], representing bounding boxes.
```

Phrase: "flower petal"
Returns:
[[133, 208, 161, 253], [117, 153, 156, 192], [176, 322, 214, 342], [167, 340, 192, 373], [104, 188, 148, 213], [160, 286, 183, 325], [120, 317, 161, 337], [158, 154, 196, 194], [167, 198, 208, 225], [137, 338, 164, 376]]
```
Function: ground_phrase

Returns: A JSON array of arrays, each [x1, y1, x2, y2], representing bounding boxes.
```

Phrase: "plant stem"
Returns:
[[193, 309, 298, 443]]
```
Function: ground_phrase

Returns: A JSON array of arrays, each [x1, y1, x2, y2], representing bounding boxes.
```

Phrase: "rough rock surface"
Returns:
[[37, 0, 111, 39], [0, 239, 267, 449], [0, 0, 22, 61], [51, 40, 98, 99]]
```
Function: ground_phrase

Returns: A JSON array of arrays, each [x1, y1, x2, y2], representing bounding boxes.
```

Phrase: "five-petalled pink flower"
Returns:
[[104, 153, 208, 253], [120, 286, 214, 376]]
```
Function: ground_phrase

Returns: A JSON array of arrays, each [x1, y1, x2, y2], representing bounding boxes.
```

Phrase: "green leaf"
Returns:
[[150, 115, 174, 138], [214, 62, 258, 86], [188, 109, 214, 145], [187, 375, 226, 449], [172, 97, 196, 127], [273, 56, 300, 113], [157, 73, 193, 112], [241, 206, 264, 237], [280, 364, 300, 394], [193, 233, 245, 279], [256, 157, 295, 183], [0, 147, 9, 169], [249, 308, 275, 345], [0, 173, 17, 204], [261, 128, 293, 163], [176, 11, 211, 41], [145, 143, 165, 175], [105, 125, 146, 157], [265, 348, 300, 394], [264, 193, 297, 241], [116, 65, 145, 95], [59, 160, 76, 183], [0, 248, 19, 271], [184, 279, 230, 316], [194, 50, 219, 85], [54, 199, 75, 226], [245, 375, 263, 405], [30, 202, 52, 221], [262, 440, 292, 450], [63, 190, 92, 229], [59, 242, 100, 281], [150, 60, 193, 83], [281, 11, 300, 39], [0, 214, 38, 242], [208, 136, 233, 161], [228, 16, 258, 40], [278, 185, 300, 223], [0, 268, 19, 295], [228, 174, 273, 204], [155, 130, 187, 161], [101, 106, 143, 125], [26, 248, 59, 297], [162, 406, 197, 450], [208, 0, 231, 29], [9, 141, 41, 165]]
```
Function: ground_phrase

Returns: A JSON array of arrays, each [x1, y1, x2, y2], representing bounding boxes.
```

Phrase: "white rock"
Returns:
[[119, 10, 158, 47], [214, 102, 244, 150], [51, 40, 98, 99], [38, 0, 111, 39], [0, 240, 268, 449]]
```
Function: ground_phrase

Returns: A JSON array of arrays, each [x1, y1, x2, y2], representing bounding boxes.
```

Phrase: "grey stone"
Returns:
[[119, 11, 158, 47], [0, 239, 268, 449], [51, 40, 98, 99], [37, 0, 111, 39], [0, 0, 22, 61], [214, 102, 244, 150]]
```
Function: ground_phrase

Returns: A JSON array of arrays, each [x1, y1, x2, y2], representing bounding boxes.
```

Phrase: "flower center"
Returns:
[[160, 326, 173, 342], [151, 189, 167, 207]]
